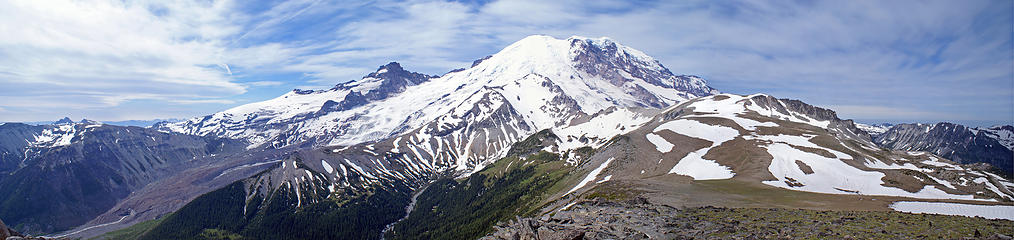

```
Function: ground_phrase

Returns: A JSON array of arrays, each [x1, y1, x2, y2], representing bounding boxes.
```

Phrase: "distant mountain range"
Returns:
[[16, 117, 186, 128], [858, 122, 1013, 177], [1, 35, 1010, 239]]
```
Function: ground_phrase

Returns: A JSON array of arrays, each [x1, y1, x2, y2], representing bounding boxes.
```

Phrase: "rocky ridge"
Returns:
[[873, 123, 1013, 176]]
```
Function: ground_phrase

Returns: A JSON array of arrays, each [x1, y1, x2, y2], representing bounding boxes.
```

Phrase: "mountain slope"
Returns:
[[156, 62, 436, 149], [873, 123, 1013, 176], [562, 94, 1013, 202], [0, 122, 246, 234], [131, 130, 576, 240], [134, 160, 412, 240]]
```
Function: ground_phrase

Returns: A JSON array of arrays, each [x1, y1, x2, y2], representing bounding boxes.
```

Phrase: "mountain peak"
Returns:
[[54, 117, 74, 125], [366, 62, 412, 79], [483, 35, 717, 106], [79, 119, 102, 125], [376, 62, 403, 73], [567, 35, 616, 47]]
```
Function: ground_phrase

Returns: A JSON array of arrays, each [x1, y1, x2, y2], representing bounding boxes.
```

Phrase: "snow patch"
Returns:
[[321, 160, 334, 174], [565, 157, 614, 195], [645, 133, 673, 152], [761, 142, 983, 201], [657, 119, 738, 180], [890, 201, 1014, 220]]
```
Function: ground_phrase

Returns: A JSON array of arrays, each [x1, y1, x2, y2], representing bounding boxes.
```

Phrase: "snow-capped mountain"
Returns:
[[137, 34, 718, 211], [210, 35, 718, 201], [0, 119, 108, 174], [155, 62, 436, 148], [158, 35, 717, 152], [873, 123, 1013, 176]]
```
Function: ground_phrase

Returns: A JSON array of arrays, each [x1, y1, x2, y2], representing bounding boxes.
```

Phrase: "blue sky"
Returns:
[[0, 0, 1011, 127]]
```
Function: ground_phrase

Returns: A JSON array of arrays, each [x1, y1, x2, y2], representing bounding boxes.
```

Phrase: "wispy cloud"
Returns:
[[245, 81, 284, 87], [0, 0, 246, 120], [169, 99, 236, 105]]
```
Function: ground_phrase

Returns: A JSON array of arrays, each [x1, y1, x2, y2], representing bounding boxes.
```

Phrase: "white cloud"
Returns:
[[169, 99, 236, 104], [245, 81, 284, 87], [0, 0, 246, 116]]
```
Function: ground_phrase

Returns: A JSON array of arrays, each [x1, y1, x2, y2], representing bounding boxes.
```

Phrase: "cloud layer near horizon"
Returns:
[[0, 0, 1010, 126]]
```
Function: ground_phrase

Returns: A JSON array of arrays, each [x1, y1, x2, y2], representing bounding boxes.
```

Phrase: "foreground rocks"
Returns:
[[1, 218, 22, 239], [484, 199, 1014, 240], [1, 218, 55, 240]]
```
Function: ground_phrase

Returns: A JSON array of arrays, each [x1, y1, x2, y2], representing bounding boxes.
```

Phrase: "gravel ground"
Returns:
[[483, 198, 1014, 240]]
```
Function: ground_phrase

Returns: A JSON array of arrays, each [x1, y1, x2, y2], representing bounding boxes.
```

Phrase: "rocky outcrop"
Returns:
[[1, 218, 23, 239], [0, 218, 47, 239], [321, 62, 435, 113]]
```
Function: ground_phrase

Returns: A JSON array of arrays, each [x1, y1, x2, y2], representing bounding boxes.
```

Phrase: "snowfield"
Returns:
[[753, 134, 988, 201], [890, 201, 1014, 220], [655, 119, 739, 180]]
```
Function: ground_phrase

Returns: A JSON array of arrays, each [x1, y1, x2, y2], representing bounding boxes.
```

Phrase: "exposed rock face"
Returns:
[[874, 123, 1013, 176], [746, 94, 872, 141], [569, 37, 717, 108], [981, 125, 1014, 150], [52, 117, 73, 125], [322, 62, 435, 113]]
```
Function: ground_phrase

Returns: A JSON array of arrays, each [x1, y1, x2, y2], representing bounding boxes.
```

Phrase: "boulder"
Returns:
[[0, 218, 23, 239]]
